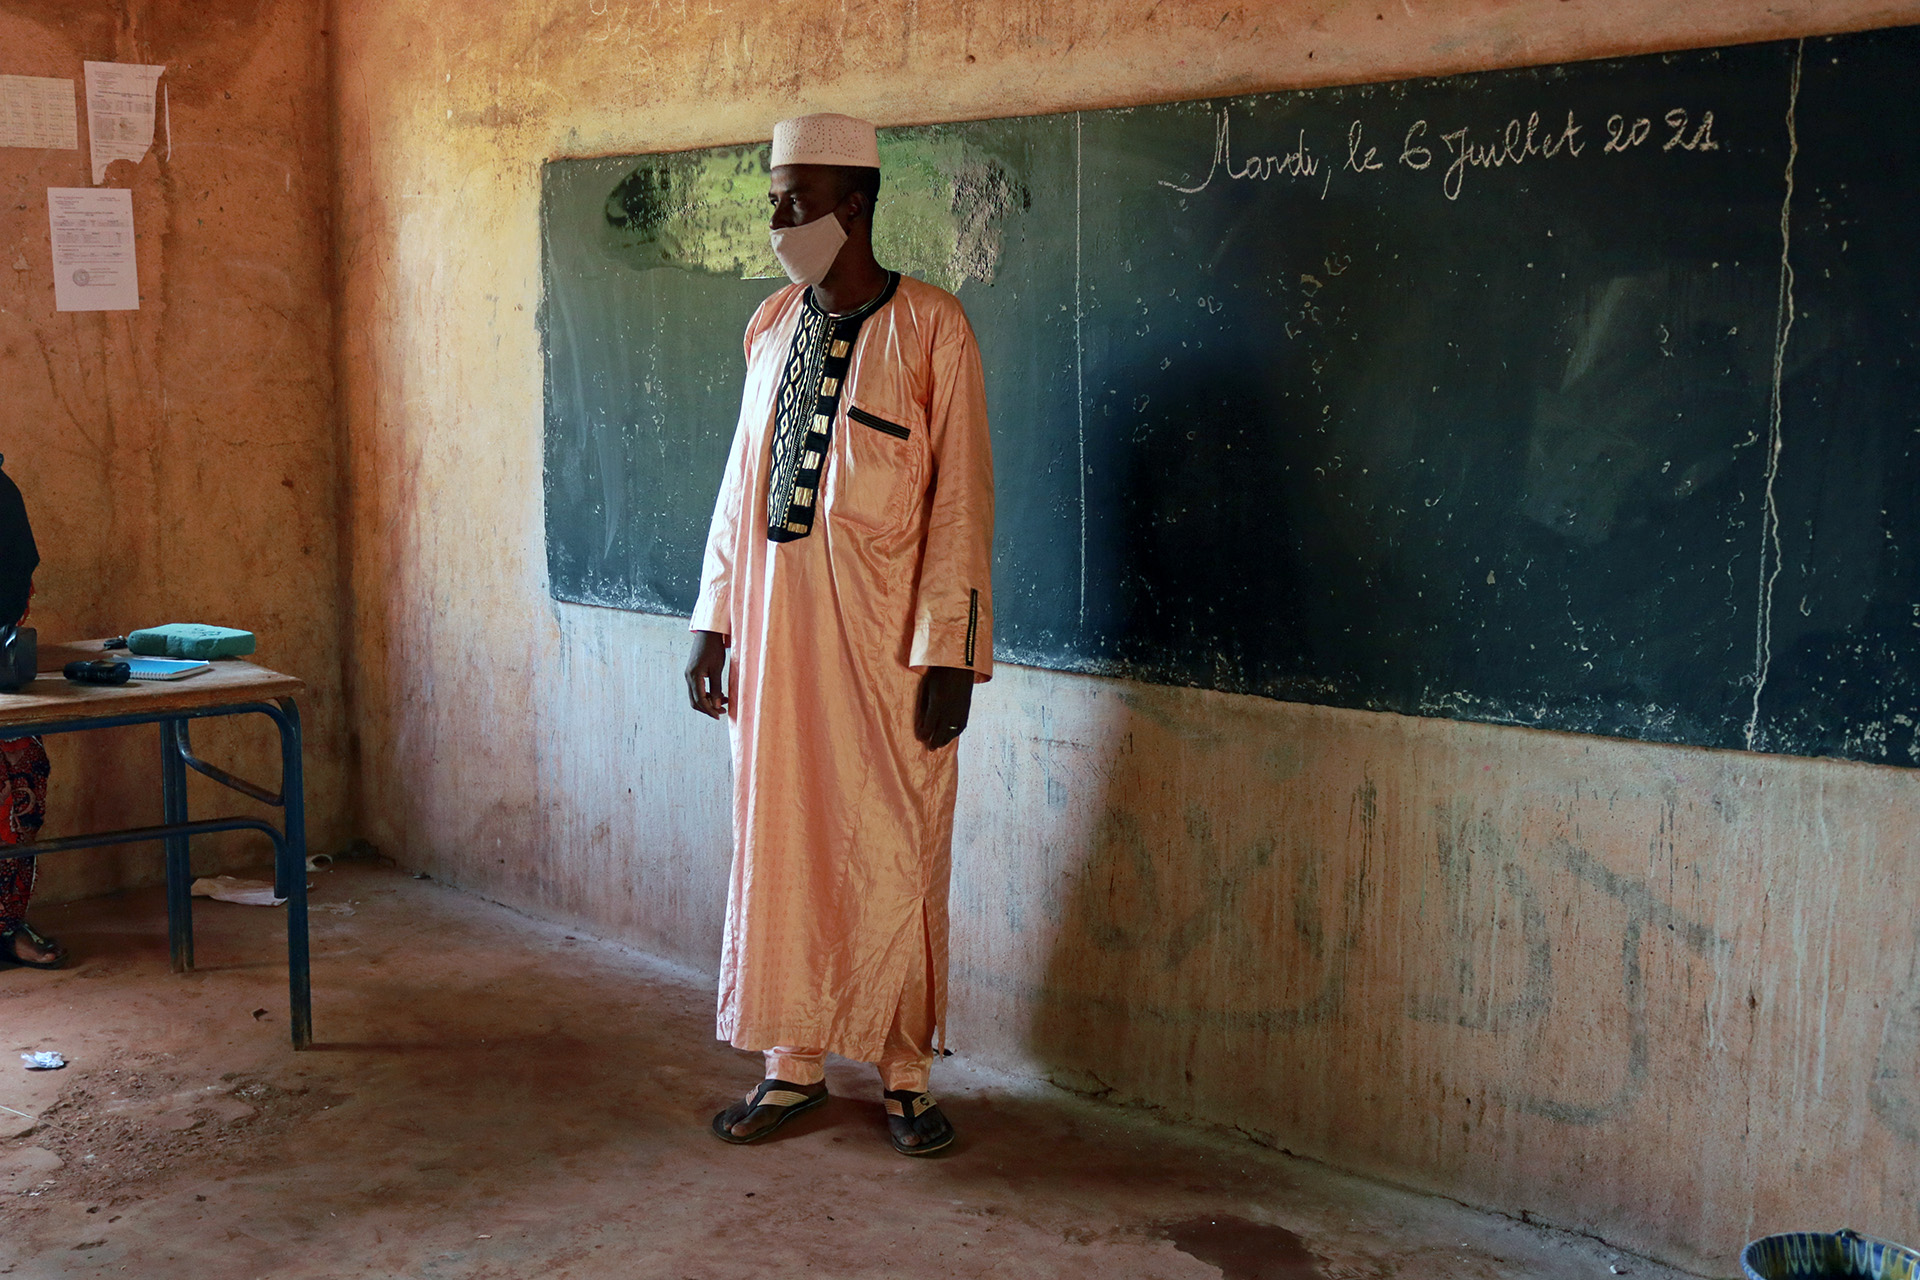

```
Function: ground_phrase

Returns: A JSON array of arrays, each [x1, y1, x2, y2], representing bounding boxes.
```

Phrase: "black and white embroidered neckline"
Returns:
[[764, 272, 901, 544]]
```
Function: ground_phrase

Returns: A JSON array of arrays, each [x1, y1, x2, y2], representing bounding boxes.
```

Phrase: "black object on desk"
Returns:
[[64, 659, 131, 686], [0, 625, 32, 692]]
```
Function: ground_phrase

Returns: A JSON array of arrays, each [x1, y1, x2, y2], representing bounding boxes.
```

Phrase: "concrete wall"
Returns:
[[0, 0, 348, 902], [329, 1, 1920, 1271]]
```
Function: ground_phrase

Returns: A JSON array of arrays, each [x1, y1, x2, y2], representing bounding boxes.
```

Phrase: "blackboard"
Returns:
[[541, 27, 1920, 768]]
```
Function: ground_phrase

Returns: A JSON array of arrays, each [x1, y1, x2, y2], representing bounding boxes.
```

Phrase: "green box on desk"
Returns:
[[127, 624, 256, 660]]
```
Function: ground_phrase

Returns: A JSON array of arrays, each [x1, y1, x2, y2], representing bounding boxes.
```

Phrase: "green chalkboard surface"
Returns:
[[541, 27, 1920, 767]]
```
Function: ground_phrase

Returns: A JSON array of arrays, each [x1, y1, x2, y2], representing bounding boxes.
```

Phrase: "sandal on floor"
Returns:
[[0, 924, 67, 971], [883, 1088, 956, 1157], [710, 1078, 829, 1145]]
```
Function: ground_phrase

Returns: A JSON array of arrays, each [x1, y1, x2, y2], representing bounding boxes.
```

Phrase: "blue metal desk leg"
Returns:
[[277, 698, 311, 1048], [159, 718, 194, 973]]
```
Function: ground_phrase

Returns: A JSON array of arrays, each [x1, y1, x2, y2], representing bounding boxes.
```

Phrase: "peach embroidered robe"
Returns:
[[691, 274, 994, 1062]]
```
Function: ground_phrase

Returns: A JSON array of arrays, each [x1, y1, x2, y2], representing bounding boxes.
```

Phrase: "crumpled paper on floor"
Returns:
[[189, 876, 286, 907], [21, 1052, 65, 1071]]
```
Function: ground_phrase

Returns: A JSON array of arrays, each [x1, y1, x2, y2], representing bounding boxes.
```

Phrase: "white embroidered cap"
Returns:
[[770, 113, 881, 168]]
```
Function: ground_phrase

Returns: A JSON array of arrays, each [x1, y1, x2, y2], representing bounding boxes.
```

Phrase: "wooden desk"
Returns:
[[0, 641, 312, 1047]]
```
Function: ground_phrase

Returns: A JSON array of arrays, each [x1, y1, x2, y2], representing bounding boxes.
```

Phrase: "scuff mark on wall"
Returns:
[[1871, 930, 1920, 1145], [1408, 809, 1553, 1034]]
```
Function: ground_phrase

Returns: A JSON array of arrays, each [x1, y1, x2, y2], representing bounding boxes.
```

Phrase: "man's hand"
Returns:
[[685, 631, 729, 718], [915, 666, 975, 750]]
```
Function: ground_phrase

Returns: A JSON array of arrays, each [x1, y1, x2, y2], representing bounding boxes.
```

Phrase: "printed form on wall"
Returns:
[[82, 61, 164, 184], [0, 76, 78, 150], [48, 187, 138, 311]]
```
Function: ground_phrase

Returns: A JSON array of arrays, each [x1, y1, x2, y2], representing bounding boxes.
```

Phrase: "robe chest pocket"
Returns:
[[827, 400, 924, 532], [848, 406, 911, 440]]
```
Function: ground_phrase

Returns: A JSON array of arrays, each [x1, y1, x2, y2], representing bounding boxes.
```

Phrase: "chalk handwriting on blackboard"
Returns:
[[1160, 110, 1323, 195], [1162, 104, 1722, 203], [1345, 121, 1384, 174], [1429, 112, 1584, 201], [1604, 115, 1655, 152]]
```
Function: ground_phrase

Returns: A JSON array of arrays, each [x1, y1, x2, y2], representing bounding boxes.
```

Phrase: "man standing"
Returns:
[[684, 113, 993, 1156]]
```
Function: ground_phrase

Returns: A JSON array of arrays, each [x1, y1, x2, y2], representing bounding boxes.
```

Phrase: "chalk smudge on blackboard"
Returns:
[[1521, 268, 1754, 548], [602, 144, 776, 278], [598, 133, 1031, 293]]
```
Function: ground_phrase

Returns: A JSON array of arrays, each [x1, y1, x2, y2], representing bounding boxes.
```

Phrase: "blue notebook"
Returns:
[[125, 657, 212, 681]]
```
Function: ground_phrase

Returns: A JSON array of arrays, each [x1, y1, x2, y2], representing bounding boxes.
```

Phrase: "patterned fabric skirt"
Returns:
[[0, 735, 50, 929]]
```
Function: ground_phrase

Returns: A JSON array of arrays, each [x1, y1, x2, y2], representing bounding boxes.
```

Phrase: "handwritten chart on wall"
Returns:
[[541, 28, 1920, 767]]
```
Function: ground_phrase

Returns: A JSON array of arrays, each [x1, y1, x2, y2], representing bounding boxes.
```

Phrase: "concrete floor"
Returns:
[[0, 863, 1696, 1280]]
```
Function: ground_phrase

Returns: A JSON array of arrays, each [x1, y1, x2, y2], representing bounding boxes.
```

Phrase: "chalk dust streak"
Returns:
[[1745, 39, 1801, 753]]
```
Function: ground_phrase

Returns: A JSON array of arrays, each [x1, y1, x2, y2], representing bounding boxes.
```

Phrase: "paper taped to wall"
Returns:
[[0, 76, 78, 150], [83, 61, 163, 184], [48, 187, 138, 311]]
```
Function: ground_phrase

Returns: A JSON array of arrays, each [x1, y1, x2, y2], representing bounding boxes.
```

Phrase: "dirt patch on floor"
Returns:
[[0, 1050, 348, 1216]]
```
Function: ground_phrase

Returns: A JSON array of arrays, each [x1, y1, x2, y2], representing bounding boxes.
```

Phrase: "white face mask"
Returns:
[[769, 211, 848, 286]]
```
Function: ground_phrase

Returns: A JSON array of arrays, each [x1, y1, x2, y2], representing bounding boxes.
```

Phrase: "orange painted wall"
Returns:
[[321, 0, 1920, 1271], [0, 0, 348, 901]]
